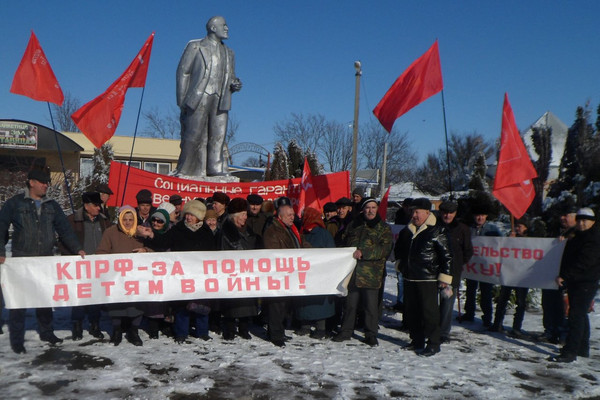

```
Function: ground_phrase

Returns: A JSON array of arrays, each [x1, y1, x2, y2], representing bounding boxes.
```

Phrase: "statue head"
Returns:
[[206, 16, 228, 40]]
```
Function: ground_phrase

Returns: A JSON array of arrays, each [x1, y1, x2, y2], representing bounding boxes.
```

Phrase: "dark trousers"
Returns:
[[71, 305, 102, 323], [404, 280, 441, 348], [493, 286, 528, 330], [562, 281, 598, 357], [9, 307, 54, 347], [542, 288, 566, 337], [173, 306, 208, 338], [439, 286, 457, 338], [464, 279, 494, 324], [339, 287, 379, 339], [267, 297, 291, 341]]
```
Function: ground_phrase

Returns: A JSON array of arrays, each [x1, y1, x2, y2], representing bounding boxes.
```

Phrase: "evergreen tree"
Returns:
[[287, 140, 304, 178], [467, 152, 489, 192], [269, 142, 290, 180], [305, 151, 323, 175], [530, 126, 552, 216], [74, 143, 114, 208]]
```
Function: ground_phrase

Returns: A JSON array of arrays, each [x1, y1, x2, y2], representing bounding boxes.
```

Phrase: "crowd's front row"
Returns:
[[0, 170, 598, 363]]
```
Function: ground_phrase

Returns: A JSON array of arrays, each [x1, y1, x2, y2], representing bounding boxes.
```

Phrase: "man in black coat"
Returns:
[[550, 207, 600, 362], [394, 198, 453, 356], [437, 201, 473, 343]]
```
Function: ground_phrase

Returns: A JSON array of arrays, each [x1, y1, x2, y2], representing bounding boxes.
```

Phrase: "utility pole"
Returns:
[[350, 61, 361, 190]]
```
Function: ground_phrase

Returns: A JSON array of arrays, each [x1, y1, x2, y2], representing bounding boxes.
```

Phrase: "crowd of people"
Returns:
[[0, 168, 598, 363]]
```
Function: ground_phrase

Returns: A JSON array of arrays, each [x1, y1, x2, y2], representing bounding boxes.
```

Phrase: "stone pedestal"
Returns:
[[173, 174, 240, 183]]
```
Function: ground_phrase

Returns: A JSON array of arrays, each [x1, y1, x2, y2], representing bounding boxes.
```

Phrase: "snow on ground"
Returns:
[[1, 262, 599, 399]]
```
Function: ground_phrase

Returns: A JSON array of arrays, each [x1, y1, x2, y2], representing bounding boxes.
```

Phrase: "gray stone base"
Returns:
[[173, 174, 240, 183]]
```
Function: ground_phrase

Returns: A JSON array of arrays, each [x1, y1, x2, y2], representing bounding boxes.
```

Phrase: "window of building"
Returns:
[[121, 160, 142, 169], [144, 162, 170, 175]]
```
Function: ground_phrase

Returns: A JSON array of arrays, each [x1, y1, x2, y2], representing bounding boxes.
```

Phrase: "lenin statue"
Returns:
[[174, 16, 242, 177]]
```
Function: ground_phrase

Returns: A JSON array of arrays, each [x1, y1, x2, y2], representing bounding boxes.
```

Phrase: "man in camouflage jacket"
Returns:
[[333, 198, 393, 346]]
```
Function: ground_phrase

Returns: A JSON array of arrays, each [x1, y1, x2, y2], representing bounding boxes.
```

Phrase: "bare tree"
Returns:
[[322, 120, 353, 172], [143, 106, 180, 139], [50, 92, 81, 132], [274, 113, 327, 155], [226, 114, 239, 148], [358, 120, 415, 185]]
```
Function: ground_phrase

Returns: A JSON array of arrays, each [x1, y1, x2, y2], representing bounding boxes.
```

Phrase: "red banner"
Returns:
[[107, 161, 350, 209]]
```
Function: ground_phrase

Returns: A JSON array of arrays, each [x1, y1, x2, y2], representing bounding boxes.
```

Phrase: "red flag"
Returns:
[[72, 32, 154, 148], [492, 93, 538, 218], [378, 186, 391, 220], [297, 158, 321, 217], [373, 40, 443, 133], [10, 31, 64, 106]]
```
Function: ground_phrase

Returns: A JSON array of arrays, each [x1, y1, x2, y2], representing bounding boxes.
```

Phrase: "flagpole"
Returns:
[[120, 87, 146, 207], [47, 102, 75, 214], [441, 89, 453, 195]]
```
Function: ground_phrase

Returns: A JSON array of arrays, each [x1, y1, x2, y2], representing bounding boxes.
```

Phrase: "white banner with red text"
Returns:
[[0, 248, 357, 309], [464, 236, 565, 289]]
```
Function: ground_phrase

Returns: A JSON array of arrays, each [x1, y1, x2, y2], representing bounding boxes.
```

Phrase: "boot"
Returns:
[[89, 321, 105, 339], [126, 327, 143, 346], [110, 327, 122, 346], [147, 318, 159, 339], [72, 320, 83, 341]]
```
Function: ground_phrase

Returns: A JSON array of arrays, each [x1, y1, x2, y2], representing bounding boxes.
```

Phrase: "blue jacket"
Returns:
[[0, 189, 82, 257]]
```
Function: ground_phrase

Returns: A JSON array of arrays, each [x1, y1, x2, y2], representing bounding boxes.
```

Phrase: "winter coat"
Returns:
[[325, 217, 340, 240], [294, 226, 336, 321], [443, 219, 474, 287], [146, 219, 216, 252], [394, 212, 453, 283], [559, 224, 600, 285], [61, 207, 111, 255], [263, 218, 308, 250], [218, 218, 260, 318], [0, 189, 82, 257], [246, 211, 267, 237], [345, 215, 393, 289]]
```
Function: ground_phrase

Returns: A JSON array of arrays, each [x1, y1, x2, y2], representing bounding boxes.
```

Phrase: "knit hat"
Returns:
[[576, 207, 595, 221], [247, 194, 264, 205], [151, 209, 170, 234], [183, 199, 206, 220], [136, 189, 152, 205], [352, 187, 364, 198], [411, 197, 432, 211], [212, 192, 230, 205], [228, 197, 248, 214], [361, 197, 378, 210], [82, 192, 102, 206], [158, 202, 176, 215]]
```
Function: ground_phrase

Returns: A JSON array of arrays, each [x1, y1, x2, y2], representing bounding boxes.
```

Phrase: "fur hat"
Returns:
[[27, 168, 51, 184], [136, 189, 152, 205], [323, 202, 337, 213], [158, 202, 176, 215], [411, 197, 432, 211], [204, 209, 218, 220], [228, 197, 248, 214], [169, 194, 183, 206], [95, 183, 113, 195], [82, 192, 102, 206], [183, 199, 207, 220], [212, 192, 230, 205], [247, 194, 263, 205]]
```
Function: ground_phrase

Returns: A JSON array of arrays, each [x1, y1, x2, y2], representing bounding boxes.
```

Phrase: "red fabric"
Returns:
[[296, 158, 321, 217], [373, 40, 443, 133], [106, 161, 350, 209], [378, 186, 391, 220], [10, 31, 64, 106], [492, 93, 538, 219], [71, 33, 154, 148]]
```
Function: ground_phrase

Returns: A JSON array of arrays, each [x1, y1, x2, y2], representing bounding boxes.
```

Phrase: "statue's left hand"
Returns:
[[230, 78, 242, 92]]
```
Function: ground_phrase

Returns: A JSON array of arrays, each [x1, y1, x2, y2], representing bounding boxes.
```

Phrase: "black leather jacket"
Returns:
[[394, 213, 453, 283]]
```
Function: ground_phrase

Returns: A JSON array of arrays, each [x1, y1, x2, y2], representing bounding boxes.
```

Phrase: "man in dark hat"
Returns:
[[333, 197, 393, 347], [334, 197, 354, 246], [323, 202, 340, 239], [395, 198, 414, 225], [246, 193, 266, 236], [212, 191, 230, 228], [437, 200, 473, 343], [460, 203, 501, 327], [351, 187, 365, 219], [95, 183, 114, 222], [136, 189, 156, 227], [0, 166, 85, 354], [394, 197, 452, 356], [169, 194, 184, 223], [64, 192, 111, 341]]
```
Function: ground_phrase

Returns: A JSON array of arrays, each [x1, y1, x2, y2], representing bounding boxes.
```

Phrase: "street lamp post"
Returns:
[[351, 61, 362, 191]]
